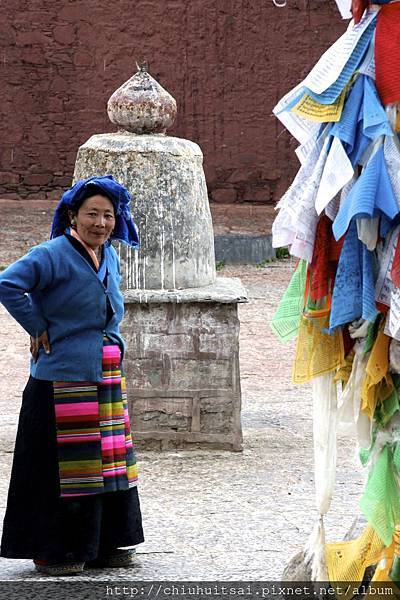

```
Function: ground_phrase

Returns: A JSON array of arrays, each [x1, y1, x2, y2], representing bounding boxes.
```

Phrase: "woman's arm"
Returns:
[[0, 245, 53, 338]]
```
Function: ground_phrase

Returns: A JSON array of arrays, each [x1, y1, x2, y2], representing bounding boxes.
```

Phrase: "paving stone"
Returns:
[[0, 260, 365, 582]]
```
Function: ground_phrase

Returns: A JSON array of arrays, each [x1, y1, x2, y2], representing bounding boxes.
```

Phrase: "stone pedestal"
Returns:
[[73, 67, 248, 451], [73, 132, 215, 290], [121, 278, 247, 451]]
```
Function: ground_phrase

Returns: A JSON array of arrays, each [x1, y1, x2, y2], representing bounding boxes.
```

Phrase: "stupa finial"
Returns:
[[107, 64, 177, 134]]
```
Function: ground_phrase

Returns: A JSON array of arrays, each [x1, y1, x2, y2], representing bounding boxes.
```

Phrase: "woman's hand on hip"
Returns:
[[30, 330, 51, 362]]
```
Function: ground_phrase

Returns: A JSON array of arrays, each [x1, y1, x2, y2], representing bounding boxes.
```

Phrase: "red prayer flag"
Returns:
[[391, 231, 400, 287], [375, 3, 400, 105], [309, 215, 344, 302], [351, 0, 370, 24]]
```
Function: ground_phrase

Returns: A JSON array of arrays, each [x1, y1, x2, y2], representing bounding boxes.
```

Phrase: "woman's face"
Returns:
[[72, 195, 115, 250]]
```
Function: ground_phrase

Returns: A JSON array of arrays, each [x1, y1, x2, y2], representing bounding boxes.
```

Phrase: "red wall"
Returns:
[[0, 0, 346, 202]]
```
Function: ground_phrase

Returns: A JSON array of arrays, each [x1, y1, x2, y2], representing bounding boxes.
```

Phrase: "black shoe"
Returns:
[[86, 548, 137, 568], [33, 559, 85, 575]]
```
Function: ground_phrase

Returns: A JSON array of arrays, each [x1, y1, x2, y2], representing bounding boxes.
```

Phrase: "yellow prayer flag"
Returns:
[[292, 313, 344, 384], [325, 525, 388, 600], [361, 328, 394, 421], [291, 87, 347, 123]]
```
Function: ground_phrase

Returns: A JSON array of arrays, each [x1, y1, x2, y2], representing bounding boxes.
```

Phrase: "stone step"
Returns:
[[210, 203, 275, 264]]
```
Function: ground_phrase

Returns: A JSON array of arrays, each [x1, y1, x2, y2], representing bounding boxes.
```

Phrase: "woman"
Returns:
[[0, 175, 144, 575]]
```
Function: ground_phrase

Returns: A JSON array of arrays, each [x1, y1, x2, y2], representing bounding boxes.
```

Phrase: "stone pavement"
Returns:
[[0, 203, 365, 584]]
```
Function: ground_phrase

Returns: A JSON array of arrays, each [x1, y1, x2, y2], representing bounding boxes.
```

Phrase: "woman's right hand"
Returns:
[[30, 330, 51, 362]]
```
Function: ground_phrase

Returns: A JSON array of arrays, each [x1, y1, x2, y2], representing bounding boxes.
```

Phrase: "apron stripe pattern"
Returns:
[[53, 339, 138, 498]]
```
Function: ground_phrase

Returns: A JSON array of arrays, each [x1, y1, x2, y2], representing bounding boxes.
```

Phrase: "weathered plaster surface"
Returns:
[[0, 0, 346, 201], [74, 133, 216, 290]]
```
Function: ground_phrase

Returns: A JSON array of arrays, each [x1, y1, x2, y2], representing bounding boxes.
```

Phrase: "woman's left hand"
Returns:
[[30, 330, 51, 362]]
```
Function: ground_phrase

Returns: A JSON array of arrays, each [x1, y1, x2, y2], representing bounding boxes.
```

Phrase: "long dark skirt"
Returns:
[[0, 377, 144, 562]]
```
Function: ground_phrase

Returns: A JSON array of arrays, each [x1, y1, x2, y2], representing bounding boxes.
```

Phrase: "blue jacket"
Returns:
[[0, 236, 125, 382]]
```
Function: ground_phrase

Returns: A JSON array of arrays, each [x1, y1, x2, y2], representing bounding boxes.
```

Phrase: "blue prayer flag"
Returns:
[[333, 146, 399, 240]]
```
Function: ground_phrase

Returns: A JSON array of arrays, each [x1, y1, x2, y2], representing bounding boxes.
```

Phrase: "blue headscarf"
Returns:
[[50, 175, 140, 248]]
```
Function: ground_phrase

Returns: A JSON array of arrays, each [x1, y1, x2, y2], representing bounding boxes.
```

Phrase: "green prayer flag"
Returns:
[[360, 445, 400, 546], [270, 259, 307, 342], [363, 315, 382, 356], [374, 389, 400, 429]]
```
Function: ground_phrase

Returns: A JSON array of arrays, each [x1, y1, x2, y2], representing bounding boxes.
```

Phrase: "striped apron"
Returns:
[[53, 338, 138, 498]]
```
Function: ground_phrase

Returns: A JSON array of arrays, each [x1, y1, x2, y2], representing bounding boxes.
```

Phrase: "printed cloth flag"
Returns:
[[330, 75, 365, 153], [272, 10, 378, 145], [309, 215, 344, 302], [334, 0, 352, 20], [291, 87, 347, 123], [271, 0, 400, 583], [350, 1, 394, 24], [375, 2, 400, 105], [325, 525, 385, 590], [330, 75, 392, 168], [275, 18, 377, 132], [314, 136, 354, 215], [352, 1, 370, 24], [305, 19, 376, 105], [362, 76, 393, 139], [332, 145, 399, 241], [270, 260, 307, 342], [391, 231, 400, 288], [360, 444, 400, 546], [292, 313, 344, 384], [361, 326, 393, 419], [359, 29, 376, 79], [272, 131, 330, 262], [53, 339, 138, 497], [330, 221, 378, 330], [383, 135, 400, 212]]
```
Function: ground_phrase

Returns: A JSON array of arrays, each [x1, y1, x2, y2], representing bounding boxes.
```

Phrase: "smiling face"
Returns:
[[70, 194, 116, 251]]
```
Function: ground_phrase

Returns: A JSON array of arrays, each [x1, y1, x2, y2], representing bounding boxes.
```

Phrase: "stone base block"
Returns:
[[121, 278, 247, 451]]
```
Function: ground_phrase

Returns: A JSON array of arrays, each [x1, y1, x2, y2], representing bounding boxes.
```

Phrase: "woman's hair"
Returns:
[[50, 175, 139, 247], [70, 185, 115, 215]]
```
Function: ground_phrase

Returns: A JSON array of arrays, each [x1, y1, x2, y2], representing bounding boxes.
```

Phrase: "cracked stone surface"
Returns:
[[0, 214, 365, 581]]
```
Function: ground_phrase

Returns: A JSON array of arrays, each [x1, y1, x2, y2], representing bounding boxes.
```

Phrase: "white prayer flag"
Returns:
[[334, 0, 352, 19]]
